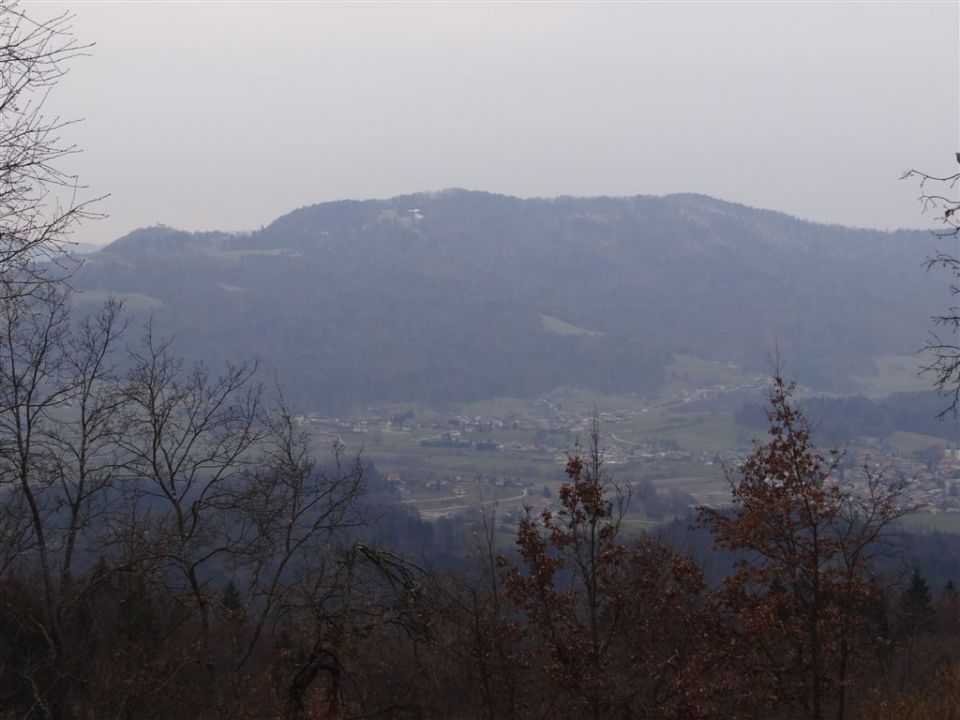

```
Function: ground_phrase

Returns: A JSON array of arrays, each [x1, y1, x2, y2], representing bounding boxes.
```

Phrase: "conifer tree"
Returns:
[[899, 569, 935, 639]]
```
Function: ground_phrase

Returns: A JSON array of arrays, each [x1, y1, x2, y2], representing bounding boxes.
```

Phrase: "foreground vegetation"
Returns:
[[4, 343, 960, 719]]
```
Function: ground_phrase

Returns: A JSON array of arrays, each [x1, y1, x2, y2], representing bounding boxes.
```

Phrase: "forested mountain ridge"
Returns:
[[72, 191, 946, 411]]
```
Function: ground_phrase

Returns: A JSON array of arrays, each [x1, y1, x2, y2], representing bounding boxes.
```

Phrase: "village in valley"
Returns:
[[292, 355, 960, 530]]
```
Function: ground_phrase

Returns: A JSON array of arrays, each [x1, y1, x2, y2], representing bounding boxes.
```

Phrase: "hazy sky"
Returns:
[[32, 1, 960, 245]]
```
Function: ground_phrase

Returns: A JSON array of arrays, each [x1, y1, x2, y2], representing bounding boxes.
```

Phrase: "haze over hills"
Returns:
[[71, 191, 947, 412]]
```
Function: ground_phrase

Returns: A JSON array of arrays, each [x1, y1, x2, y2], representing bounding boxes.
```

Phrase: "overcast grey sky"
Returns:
[[33, 1, 960, 245]]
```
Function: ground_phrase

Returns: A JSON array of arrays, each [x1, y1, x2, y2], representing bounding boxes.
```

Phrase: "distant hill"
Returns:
[[70, 192, 947, 411], [67, 242, 104, 256]]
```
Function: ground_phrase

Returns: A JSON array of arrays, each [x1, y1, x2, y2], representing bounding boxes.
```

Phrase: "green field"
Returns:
[[659, 355, 760, 399], [615, 410, 749, 453], [459, 396, 544, 418], [888, 431, 948, 454], [540, 313, 599, 337], [852, 354, 930, 398], [902, 512, 960, 533], [543, 386, 640, 413]]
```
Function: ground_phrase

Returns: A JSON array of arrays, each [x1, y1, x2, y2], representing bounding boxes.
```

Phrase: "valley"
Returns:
[[298, 355, 960, 529]]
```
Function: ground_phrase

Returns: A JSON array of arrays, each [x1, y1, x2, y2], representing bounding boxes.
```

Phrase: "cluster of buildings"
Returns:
[[293, 392, 960, 522]]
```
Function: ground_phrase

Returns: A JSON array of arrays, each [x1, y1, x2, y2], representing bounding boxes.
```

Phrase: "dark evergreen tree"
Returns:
[[936, 580, 960, 636], [898, 569, 935, 638]]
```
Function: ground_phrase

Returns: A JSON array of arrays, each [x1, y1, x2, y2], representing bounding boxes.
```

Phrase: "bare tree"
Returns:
[[226, 397, 365, 677], [902, 155, 960, 414], [45, 297, 126, 589], [0, 3, 102, 292], [226, 395, 430, 719], [0, 288, 126, 720], [0, 7, 113, 709], [115, 324, 261, 692], [0, 285, 72, 720]]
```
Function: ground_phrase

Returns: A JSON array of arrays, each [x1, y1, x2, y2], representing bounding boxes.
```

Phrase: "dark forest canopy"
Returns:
[[70, 191, 946, 412], [735, 391, 960, 446]]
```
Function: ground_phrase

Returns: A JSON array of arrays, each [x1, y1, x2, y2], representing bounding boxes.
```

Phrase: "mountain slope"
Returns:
[[71, 191, 947, 411]]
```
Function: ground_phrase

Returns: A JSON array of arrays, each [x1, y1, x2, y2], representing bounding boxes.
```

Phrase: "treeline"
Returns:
[[735, 391, 959, 446], [4, 341, 960, 719]]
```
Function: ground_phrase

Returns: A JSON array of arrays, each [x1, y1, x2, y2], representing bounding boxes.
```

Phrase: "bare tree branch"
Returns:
[[902, 155, 960, 415]]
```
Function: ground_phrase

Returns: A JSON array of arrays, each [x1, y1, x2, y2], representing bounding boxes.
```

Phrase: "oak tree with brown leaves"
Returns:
[[503, 418, 739, 720], [699, 374, 908, 720]]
